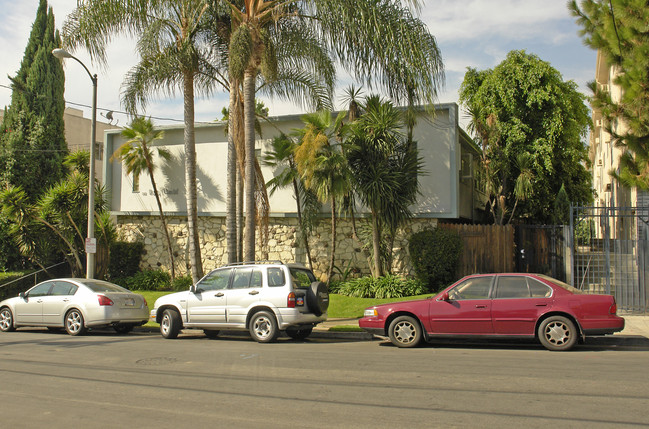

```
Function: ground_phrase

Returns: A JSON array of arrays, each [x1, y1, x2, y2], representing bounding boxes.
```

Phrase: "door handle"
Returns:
[[475, 305, 487, 308], [535, 304, 547, 307], [63, 299, 69, 302], [249, 290, 259, 295], [215, 292, 224, 297]]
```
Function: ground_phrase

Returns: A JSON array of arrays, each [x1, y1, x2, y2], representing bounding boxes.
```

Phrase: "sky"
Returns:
[[0, 0, 597, 129]]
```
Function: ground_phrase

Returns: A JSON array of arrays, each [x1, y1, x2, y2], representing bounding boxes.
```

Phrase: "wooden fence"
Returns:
[[439, 223, 515, 276]]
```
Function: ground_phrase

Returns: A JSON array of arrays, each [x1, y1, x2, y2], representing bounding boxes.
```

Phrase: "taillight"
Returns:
[[143, 297, 148, 307], [610, 302, 617, 314], [98, 295, 114, 306], [287, 292, 296, 308]]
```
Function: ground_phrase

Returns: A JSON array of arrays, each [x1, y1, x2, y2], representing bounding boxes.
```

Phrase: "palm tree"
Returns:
[[224, 0, 444, 260], [347, 96, 423, 277], [295, 110, 350, 283], [62, 0, 222, 282], [264, 133, 320, 269], [112, 117, 176, 279]]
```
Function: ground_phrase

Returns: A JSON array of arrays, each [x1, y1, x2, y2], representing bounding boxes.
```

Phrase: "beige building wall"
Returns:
[[64, 107, 119, 182]]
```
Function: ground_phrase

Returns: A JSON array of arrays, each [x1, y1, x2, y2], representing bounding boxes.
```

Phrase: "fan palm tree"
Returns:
[[112, 117, 176, 279], [62, 0, 226, 282], [225, 0, 444, 261]]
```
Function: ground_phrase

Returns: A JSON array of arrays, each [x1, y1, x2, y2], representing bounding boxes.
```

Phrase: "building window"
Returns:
[[95, 142, 103, 161]]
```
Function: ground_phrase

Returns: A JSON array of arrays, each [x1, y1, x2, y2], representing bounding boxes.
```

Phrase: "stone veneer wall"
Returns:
[[116, 215, 438, 280]]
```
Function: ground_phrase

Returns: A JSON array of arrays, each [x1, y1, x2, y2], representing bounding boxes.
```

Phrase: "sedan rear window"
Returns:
[[83, 280, 130, 293], [536, 274, 583, 294]]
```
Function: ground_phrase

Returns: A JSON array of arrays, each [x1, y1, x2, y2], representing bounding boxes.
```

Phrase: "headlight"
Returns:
[[364, 308, 377, 317]]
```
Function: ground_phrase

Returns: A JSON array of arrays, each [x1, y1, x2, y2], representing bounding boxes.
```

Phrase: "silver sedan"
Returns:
[[0, 278, 149, 335]]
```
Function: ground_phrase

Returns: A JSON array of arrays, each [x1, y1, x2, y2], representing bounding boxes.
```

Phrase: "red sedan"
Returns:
[[359, 273, 625, 351]]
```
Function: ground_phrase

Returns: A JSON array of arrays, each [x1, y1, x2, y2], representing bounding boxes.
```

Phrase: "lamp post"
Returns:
[[52, 48, 98, 279]]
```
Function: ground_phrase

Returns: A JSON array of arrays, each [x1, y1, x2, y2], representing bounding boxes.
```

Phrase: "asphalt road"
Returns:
[[1, 329, 648, 428]]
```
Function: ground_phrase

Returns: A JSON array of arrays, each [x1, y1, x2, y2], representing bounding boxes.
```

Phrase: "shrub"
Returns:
[[171, 274, 193, 291], [125, 269, 171, 291], [337, 275, 426, 299], [408, 227, 463, 291], [108, 241, 145, 280], [338, 276, 375, 298]]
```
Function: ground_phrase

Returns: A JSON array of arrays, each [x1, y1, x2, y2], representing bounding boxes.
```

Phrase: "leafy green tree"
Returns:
[[459, 50, 593, 224], [346, 96, 423, 277], [570, 1, 649, 190], [112, 117, 175, 279], [0, 0, 67, 200]]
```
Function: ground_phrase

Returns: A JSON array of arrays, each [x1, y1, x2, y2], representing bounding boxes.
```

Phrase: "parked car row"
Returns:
[[1, 265, 625, 351]]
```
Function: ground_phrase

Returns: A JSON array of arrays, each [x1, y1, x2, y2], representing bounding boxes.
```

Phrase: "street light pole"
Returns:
[[52, 48, 98, 279]]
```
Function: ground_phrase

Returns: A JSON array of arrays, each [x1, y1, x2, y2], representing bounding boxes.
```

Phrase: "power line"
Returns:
[[1, 83, 219, 125]]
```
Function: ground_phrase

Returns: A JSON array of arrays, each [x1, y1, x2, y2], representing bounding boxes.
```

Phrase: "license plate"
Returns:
[[125, 298, 135, 306]]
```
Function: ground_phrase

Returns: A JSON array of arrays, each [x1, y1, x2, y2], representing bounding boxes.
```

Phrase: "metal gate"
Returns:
[[570, 205, 648, 313]]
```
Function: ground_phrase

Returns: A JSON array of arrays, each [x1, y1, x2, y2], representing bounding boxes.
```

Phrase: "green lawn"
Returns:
[[135, 290, 434, 322]]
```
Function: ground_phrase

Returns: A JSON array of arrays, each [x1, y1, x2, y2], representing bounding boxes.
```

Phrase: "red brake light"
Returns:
[[287, 292, 296, 308], [98, 295, 114, 306], [610, 302, 617, 314]]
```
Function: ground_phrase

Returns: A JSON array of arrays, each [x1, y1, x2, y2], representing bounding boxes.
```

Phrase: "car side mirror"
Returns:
[[438, 291, 449, 302], [19, 292, 26, 299]]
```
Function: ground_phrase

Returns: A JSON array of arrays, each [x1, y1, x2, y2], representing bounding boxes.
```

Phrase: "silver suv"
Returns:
[[150, 262, 329, 342]]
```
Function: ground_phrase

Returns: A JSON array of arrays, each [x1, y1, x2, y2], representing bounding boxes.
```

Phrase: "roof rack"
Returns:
[[224, 260, 284, 267]]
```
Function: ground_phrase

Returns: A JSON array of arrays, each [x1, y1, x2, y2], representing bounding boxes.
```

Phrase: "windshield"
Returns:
[[289, 268, 316, 289]]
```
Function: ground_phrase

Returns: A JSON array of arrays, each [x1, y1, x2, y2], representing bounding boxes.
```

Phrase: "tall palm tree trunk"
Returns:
[[327, 197, 336, 284], [243, 70, 256, 261], [293, 178, 313, 269], [183, 71, 203, 281], [146, 160, 176, 280], [371, 209, 383, 277], [226, 81, 238, 264]]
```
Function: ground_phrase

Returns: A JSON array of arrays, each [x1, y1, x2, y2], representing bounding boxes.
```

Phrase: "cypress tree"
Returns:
[[0, 0, 67, 200]]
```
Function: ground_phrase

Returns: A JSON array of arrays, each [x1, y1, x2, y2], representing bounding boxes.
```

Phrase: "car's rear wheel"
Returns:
[[203, 329, 220, 339], [538, 315, 577, 351], [114, 324, 134, 334], [286, 326, 313, 340], [65, 309, 87, 336], [388, 315, 422, 348], [0, 307, 16, 332], [249, 311, 278, 343], [160, 309, 181, 339]]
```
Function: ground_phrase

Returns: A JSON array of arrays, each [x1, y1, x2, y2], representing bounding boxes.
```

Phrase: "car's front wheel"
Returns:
[[388, 315, 422, 348], [0, 307, 16, 332], [249, 311, 278, 343], [538, 315, 578, 351], [65, 309, 87, 336], [160, 309, 181, 339]]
